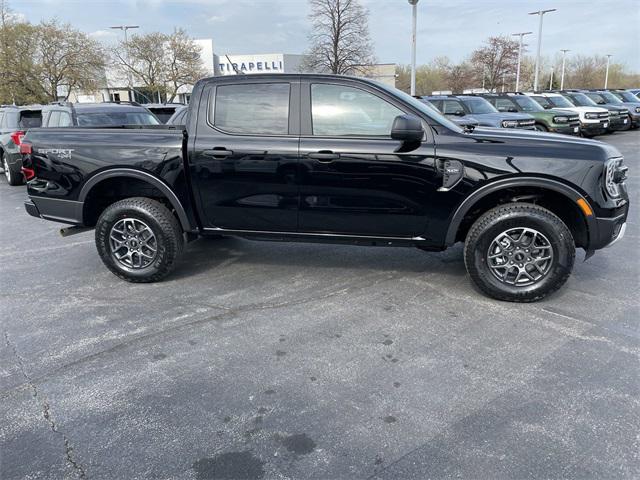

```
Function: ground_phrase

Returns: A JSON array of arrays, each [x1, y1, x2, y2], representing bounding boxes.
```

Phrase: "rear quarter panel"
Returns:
[[25, 127, 185, 200]]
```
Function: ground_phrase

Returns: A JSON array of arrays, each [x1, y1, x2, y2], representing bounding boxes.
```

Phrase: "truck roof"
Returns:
[[42, 102, 152, 114]]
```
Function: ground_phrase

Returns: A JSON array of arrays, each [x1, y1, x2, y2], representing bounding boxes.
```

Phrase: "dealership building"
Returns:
[[64, 38, 396, 104]]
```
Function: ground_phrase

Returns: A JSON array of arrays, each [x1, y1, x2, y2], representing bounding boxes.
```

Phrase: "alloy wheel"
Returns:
[[109, 218, 158, 269], [486, 227, 554, 287]]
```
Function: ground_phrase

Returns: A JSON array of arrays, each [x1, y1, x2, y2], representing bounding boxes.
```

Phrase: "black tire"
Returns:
[[95, 197, 183, 282], [3, 153, 24, 186], [463, 203, 575, 302], [534, 123, 548, 132]]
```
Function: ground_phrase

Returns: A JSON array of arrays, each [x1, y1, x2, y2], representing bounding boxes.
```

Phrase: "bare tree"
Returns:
[[302, 0, 375, 74], [471, 36, 519, 92], [29, 20, 107, 101], [0, 1, 44, 104], [164, 29, 207, 102], [112, 32, 168, 100], [446, 62, 476, 94], [113, 30, 206, 102]]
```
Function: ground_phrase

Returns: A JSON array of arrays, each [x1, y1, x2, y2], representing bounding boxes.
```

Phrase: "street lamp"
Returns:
[[110, 25, 140, 101], [408, 0, 419, 96], [549, 66, 554, 90], [528, 9, 556, 91], [512, 31, 532, 92], [604, 54, 612, 88], [560, 49, 570, 89]]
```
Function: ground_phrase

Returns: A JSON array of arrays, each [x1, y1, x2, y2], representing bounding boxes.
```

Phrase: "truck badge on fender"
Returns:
[[436, 159, 464, 192]]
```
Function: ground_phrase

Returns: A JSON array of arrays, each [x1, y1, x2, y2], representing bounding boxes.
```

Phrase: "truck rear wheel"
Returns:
[[95, 197, 183, 282], [463, 203, 575, 302]]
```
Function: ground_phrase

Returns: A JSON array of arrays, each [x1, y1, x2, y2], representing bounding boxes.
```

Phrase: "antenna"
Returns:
[[225, 55, 244, 75]]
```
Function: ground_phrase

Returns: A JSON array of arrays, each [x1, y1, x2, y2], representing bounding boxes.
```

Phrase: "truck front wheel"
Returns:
[[463, 203, 575, 302], [95, 197, 184, 282]]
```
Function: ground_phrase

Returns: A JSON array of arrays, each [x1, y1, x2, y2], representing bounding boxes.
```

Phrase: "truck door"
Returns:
[[190, 79, 300, 232], [297, 80, 439, 237]]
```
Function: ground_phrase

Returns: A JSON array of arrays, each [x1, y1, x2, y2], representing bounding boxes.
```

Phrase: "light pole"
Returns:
[[529, 9, 556, 91], [110, 25, 140, 101], [560, 49, 570, 89], [604, 54, 612, 88], [408, 0, 419, 96], [512, 31, 532, 92], [549, 66, 554, 90]]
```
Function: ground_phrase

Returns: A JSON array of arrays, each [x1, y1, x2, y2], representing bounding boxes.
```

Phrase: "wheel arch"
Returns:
[[79, 168, 193, 232], [445, 177, 596, 248]]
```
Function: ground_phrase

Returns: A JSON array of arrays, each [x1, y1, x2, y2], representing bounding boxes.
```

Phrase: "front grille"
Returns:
[[609, 110, 620, 117], [598, 112, 608, 118], [568, 115, 579, 122], [517, 119, 535, 127]]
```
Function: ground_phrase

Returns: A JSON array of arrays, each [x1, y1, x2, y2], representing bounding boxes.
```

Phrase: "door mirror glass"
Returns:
[[453, 110, 466, 116], [390, 114, 423, 142]]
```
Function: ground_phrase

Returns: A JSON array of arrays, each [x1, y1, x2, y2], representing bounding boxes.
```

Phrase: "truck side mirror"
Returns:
[[391, 114, 424, 142], [453, 110, 466, 116]]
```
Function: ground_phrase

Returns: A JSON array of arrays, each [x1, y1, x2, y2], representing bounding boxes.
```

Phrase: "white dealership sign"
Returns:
[[215, 53, 304, 75]]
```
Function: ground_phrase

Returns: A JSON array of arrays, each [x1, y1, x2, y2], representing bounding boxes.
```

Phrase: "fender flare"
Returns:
[[79, 168, 193, 232], [444, 176, 596, 246]]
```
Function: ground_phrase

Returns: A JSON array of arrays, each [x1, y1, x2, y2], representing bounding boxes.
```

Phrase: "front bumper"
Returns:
[[549, 123, 581, 135], [608, 115, 631, 131], [580, 120, 609, 136], [589, 206, 629, 251]]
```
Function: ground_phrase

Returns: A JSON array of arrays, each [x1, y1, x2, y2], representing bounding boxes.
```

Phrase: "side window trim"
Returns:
[[204, 80, 300, 137]]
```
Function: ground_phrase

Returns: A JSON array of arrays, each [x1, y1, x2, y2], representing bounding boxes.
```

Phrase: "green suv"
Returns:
[[478, 93, 580, 135]]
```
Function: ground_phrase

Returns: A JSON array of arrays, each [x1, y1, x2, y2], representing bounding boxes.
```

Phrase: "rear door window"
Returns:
[[213, 83, 290, 135], [18, 111, 42, 128], [442, 100, 464, 114], [59, 111, 72, 127], [495, 98, 516, 111], [48, 111, 61, 127]]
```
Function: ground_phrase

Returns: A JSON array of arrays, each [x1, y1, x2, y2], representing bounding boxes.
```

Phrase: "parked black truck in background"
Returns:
[[21, 74, 629, 302]]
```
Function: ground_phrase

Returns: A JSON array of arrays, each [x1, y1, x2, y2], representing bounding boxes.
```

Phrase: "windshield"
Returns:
[[613, 91, 640, 102], [77, 112, 161, 126], [547, 95, 575, 108], [372, 84, 463, 132], [599, 92, 624, 104], [462, 97, 498, 114], [513, 96, 544, 112], [565, 93, 598, 107]]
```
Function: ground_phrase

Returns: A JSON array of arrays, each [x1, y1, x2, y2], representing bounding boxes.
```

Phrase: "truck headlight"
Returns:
[[604, 158, 627, 198], [553, 116, 569, 123], [502, 120, 518, 128], [635, 107, 640, 113]]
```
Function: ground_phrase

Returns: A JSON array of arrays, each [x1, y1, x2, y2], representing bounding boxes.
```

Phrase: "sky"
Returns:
[[12, 0, 640, 71]]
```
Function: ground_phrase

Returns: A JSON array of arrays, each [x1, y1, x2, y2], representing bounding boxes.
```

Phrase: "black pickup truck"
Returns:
[[21, 74, 629, 302]]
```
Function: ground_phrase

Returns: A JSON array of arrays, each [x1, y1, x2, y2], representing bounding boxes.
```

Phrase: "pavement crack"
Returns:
[[4, 332, 88, 479]]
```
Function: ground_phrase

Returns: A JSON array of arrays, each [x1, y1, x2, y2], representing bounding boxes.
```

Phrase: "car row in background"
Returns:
[[419, 88, 639, 138], [0, 101, 186, 185]]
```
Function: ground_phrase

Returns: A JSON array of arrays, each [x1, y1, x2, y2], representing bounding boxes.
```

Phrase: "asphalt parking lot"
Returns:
[[1, 131, 639, 479]]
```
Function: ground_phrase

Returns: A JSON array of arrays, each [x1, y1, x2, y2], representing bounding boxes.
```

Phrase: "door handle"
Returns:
[[308, 151, 340, 162], [203, 148, 233, 158]]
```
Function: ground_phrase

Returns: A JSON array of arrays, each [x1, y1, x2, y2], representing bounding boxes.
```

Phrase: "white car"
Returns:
[[524, 92, 610, 137]]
